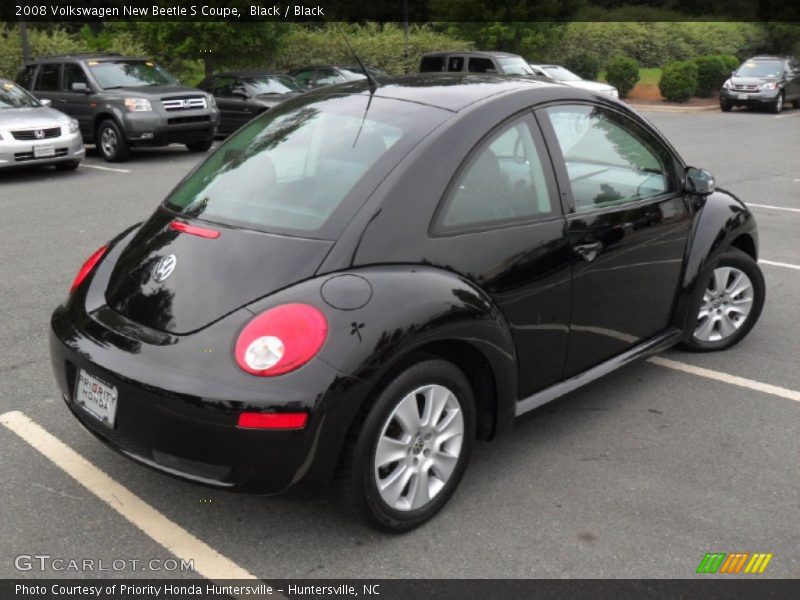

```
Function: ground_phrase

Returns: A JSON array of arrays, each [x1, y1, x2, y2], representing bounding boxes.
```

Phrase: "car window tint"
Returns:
[[164, 95, 449, 239], [292, 70, 315, 86], [420, 56, 445, 72], [440, 119, 555, 230], [447, 57, 464, 72], [316, 69, 344, 86], [468, 57, 496, 73], [17, 65, 37, 90], [62, 64, 89, 91], [212, 76, 237, 97], [35, 64, 60, 91], [545, 105, 674, 212]]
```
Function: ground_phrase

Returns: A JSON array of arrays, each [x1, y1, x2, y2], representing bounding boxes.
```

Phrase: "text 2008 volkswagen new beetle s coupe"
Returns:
[[51, 74, 764, 532]]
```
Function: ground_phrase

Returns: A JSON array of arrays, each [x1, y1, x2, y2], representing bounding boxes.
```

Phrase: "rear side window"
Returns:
[[292, 69, 316, 87], [420, 56, 445, 72], [35, 64, 60, 91], [17, 65, 37, 90], [436, 117, 556, 231], [544, 105, 676, 212], [165, 94, 449, 239]]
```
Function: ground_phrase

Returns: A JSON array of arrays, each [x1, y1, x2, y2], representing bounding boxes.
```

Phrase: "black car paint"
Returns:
[[50, 75, 759, 494]]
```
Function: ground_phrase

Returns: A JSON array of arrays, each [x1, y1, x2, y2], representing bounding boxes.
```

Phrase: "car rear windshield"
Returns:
[[88, 60, 177, 89], [164, 93, 450, 239], [541, 66, 583, 82], [735, 61, 783, 78], [0, 81, 40, 108]]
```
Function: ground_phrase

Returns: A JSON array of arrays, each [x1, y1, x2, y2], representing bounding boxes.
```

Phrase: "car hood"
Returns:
[[105, 209, 333, 334], [730, 76, 780, 86], [0, 106, 70, 129], [102, 85, 208, 98], [561, 80, 616, 93]]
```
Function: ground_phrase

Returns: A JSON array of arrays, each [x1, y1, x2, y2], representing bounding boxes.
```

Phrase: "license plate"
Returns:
[[74, 370, 118, 428], [737, 94, 748, 100], [33, 143, 55, 158]]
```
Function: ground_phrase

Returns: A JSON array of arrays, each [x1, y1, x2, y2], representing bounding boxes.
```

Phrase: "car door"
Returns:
[[211, 76, 253, 135], [60, 63, 94, 137], [537, 103, 691, 377], [429, 114, 572, 397], [784, 60, 800, 101]]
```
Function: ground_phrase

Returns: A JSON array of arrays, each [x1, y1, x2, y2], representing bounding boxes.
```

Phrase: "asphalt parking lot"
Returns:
[[1, 106, 798, 580]]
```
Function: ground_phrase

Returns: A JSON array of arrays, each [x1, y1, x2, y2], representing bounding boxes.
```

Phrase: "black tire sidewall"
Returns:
[[96, 120, 128, 162], [683, 249, 765, 352], [352, 359, 476, 532]]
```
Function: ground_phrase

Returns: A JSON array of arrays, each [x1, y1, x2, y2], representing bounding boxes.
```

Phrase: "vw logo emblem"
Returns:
[[153, 254, 177, 282], [34, 129, 44, 139]]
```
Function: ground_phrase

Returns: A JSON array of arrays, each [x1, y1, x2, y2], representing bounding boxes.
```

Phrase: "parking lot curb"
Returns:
[[627, 103, 719, 113]]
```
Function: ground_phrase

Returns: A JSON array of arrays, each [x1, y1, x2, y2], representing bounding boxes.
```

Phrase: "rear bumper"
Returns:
[[0, 130, 84, 169], [49, 301, 360, 494]]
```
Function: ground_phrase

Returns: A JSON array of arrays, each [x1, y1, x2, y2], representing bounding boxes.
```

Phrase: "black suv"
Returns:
[[17, 54, 221, 161], [720, 55, 800, 113], [420, 51, 540, 77]]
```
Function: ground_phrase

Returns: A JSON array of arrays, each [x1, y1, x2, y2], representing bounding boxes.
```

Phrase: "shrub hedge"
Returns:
[[605, 56, 640, 98], [659, 60, 699, 102]]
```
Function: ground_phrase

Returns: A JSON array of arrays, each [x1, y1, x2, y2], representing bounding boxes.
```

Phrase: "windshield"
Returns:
[[735, 61, 783, 78], [164, 94, 449, 238], [0, 81, 40, 108], [497, 57, 534, 76], [244, 75, 299, 94], [88, 60, 178, 89], [541, 66, 583, 82]]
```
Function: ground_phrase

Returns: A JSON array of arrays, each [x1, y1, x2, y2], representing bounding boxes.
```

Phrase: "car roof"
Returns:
[[208, 71, 289, 78], [422, 51, 523, 59], [310, 73, 559, 113], [27, 53, 149, 63]]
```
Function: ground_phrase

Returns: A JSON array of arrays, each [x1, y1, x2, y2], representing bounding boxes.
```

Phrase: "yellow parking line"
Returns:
[[0, 410, 256, 581]]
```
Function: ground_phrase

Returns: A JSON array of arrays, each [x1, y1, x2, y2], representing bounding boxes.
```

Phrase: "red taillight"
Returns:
[[70, 245, 108, 293], [169, 220, 220, 239], [237, 412, 308, 430], [235, 303, 328, 376]]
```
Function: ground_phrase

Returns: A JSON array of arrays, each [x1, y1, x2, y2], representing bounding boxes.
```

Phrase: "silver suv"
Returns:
[[18, 53, 221, 162]]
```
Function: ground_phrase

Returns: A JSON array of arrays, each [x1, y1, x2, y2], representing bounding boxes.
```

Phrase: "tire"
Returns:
[[336, 359, 476, 533], [681, 248, 765, 352], [770, 92, 784, 114], [720, 101, 732, 112], [186, 139, 213, 152], [96, 119, 130, 162], [793, 98, 800, 109], [54, 160, 80, 171]]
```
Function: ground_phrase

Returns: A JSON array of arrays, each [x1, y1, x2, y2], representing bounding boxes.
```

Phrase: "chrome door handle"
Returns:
[[573, 242, 603, 262]]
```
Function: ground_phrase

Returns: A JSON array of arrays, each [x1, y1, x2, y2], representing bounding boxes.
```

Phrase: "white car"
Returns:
[[529, 64, 619, 98], [0, 78, 84, 171]]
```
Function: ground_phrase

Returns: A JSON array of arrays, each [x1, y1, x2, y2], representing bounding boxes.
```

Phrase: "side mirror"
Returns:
[[684, 167, 715, 195], [71, 82, 89, 93], [39, 98, 52, 107]]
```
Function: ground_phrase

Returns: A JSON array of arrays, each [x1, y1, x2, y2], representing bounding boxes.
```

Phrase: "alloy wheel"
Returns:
[[101, 127, 118, 158], [694, 266, 754, 342], [373, 384, 464, 512]]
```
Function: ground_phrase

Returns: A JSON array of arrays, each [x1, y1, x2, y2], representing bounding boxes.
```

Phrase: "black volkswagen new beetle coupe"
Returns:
[[51, 74, 764, 532]]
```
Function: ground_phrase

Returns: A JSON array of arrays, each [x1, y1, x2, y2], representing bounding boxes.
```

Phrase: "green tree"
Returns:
[[605, 56, 640, 99]]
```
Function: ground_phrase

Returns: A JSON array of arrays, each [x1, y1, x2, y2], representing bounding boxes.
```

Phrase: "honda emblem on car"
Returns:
[[153, 254, 177, 282], [34, 129, 44, 139]]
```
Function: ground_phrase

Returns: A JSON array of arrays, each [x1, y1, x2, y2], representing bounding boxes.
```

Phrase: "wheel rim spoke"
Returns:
[[694, 266, 754, 343], [374, 383, 464, 512], [712, 267, 730, 294]]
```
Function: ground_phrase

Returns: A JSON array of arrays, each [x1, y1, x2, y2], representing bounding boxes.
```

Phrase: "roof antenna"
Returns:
[[335, 25, 379, 94]]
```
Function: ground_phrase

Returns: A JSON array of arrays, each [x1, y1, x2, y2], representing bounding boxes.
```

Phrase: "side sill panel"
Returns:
[[514, 328, 682, 417]]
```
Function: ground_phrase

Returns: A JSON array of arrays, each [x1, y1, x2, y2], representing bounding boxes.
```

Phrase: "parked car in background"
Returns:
[[288, 66, 368, 89], [528, 64, 619, 98], [198, 71, 302, 137], [0, 78, 84, 171], [419, 51, 541, 78], [52, 74, 763, 533], [17, 53, 220, 162], [719, 55, 800, 113]]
